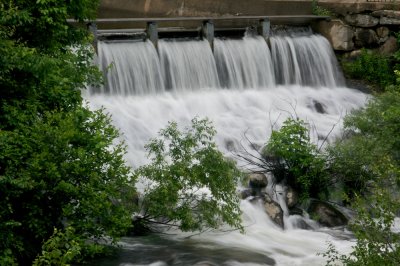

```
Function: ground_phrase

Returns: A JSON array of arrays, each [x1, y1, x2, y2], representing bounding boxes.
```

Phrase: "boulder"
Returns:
[[376, 27, 390, 44], [354, 28, 378, 47], [248, 173, 268, 188], [286, 187, 299, 208], [312, 100, 327, 114], [372, 10, 400, 19], [380, 17, 400, 25], [315, 20, 354, 51], [379, 36, 398, 56], [343, 49, 363, 59], [373, 10, 400, 25], [308, 199, 348, 227], [239, 188, 254, 200], [263, 194, 284, 228], [344, 14, 379, 27], [289, 207, 304, 216]]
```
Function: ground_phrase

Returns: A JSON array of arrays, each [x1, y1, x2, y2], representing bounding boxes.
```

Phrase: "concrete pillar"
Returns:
[[259, 18, 271, 39], [88, 22, 98, 52], [202, 20, 215, 49], [146, 21, 158, 48]]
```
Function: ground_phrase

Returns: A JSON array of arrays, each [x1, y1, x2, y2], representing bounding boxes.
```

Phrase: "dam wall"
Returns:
[[98, 0, 313, 18]]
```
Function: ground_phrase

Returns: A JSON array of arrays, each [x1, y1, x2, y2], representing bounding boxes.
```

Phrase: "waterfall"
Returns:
[[158, 39, 220, 91], [96, 40, 165, 95], [93, 31, 346, 94], [214, 36, 275, 89], [88, 30, 367, 265], [270, 32, 345, 87]]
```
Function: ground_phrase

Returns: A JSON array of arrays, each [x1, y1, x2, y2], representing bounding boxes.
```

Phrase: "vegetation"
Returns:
[[342, 49, 396, 90], [311, 0, 334, 17], [322, 75, 400, 264], [135, 118, 243, 233], [263, 118, 328, 201], [0, 1, 135, 264]]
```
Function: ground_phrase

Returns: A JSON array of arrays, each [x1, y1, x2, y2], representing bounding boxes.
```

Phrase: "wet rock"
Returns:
[[239, 188, 254, 200], [379, 36, 398, 56], [344, 14, 378, 27], [263, 194, 284, 228], [286, 187, 299, 208], [315, 20, 354, 51], [289, 207, 304, 216], [308, 199, 348, 227], [376, 26, 389, 44], [354, 28, 378, 47], [248, 173, 268, 188], [312, 100, 326, 114]]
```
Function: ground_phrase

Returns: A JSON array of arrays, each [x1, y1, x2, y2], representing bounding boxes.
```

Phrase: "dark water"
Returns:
[[95, 235, 275, 266]]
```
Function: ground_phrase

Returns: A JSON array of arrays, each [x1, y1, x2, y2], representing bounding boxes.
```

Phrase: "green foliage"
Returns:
[[136, 118, 243, 232], [328, 86, 400, 199], [323, 74, 400, 265], [264, 118, 328, 201], [323, 158, 400, 266], [311, 0, 334, 17], [0, 1, 135, 264], [0, 107, 135, 263], [33, 227, 81, 266], [342, 49, 396, 90]]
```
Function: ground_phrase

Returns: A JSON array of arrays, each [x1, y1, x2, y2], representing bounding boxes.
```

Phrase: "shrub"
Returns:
[[342, 49, 395, 90], [135, 118, 243, 232], [263, 118, 328, 201]]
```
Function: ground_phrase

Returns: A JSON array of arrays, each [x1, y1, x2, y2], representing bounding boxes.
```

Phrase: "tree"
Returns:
[[263, 118, 328, 201], [135, 118, 243, 233], [323, 80, 400, 265], [0, 1, 134, 264], [327, 86, 400, 200]]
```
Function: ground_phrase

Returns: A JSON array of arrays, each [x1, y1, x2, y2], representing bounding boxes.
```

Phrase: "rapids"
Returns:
[[87, 31, 368, 265]]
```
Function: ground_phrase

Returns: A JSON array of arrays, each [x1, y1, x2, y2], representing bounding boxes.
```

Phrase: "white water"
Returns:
[[159, 39, 220, 91], [88, 33, 368, 265], [214, 37, 275, 89]]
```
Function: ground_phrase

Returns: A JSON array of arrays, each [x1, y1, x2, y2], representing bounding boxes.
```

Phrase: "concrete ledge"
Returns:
[[99, 0, 313, 18]]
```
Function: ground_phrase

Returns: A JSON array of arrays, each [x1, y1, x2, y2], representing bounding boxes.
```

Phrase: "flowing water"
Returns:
[[87, 31, 368, 265]]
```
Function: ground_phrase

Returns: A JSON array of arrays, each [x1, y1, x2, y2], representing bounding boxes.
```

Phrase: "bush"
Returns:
[[263, 118, 328, 201], [328, 86, 400, 199], [323, 76, 400, 265], [342, 49, 396, 90], [135, 118, 243, 232]]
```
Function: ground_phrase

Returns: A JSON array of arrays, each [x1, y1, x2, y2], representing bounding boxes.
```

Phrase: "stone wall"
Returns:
[[313, 3, 400, 56]]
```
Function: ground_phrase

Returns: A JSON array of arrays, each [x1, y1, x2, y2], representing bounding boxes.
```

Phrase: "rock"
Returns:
[[248, 173, 268, 188], [315, 20, 354, 51], [263, 194, 284, 228], [380, 17, 400, 25], [308, 200, 348, 227], [376, 27, 390, 43], [344, 14, 379, 27], [286, 187, 298, 208], [344, 49, 363, 59], [379, 36, 398, 56], [239, 188, 254, 199], [372, 10, 400, 19], [312, 100, 326, 114], [373, 10, 400, 25], [289, 207, 304, 216], [354, 28, 378, 47]]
